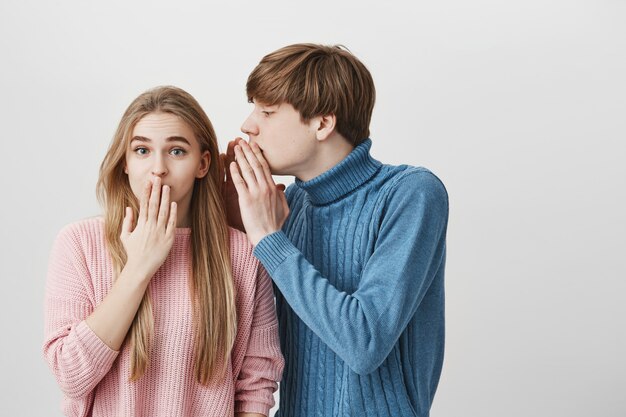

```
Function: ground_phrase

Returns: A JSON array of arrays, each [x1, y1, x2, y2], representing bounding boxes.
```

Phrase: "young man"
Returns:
[[223, 43, 449, 417]]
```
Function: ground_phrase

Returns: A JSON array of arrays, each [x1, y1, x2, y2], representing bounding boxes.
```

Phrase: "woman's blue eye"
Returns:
[[170, 148, 186, 156], [134, 147, 149, 155]]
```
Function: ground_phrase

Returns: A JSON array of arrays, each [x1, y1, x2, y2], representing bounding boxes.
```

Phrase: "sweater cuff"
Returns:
[[234, 400, 272, 416], [253, 231, 299, 274], [76, 320, 119, 369]]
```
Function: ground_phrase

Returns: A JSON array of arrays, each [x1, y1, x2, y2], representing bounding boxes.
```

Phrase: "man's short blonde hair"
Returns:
[[246, 43, 376, 146]]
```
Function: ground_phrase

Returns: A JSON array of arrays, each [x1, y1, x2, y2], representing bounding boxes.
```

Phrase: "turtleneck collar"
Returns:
[[294, 139, 381, 206]]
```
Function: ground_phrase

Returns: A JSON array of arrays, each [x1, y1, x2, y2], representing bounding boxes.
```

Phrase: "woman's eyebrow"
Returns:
[[130, 136, 191, 145], [165, 136, 191, 145]]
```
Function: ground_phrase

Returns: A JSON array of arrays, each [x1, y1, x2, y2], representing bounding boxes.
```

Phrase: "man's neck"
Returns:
[[295, 133, 354, 182]]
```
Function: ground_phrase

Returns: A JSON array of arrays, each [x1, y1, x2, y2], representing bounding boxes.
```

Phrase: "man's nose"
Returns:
[[241, 113, 258, 136]]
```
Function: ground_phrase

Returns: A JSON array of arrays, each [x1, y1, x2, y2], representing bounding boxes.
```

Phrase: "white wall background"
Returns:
[[1, 0, 624, 416]]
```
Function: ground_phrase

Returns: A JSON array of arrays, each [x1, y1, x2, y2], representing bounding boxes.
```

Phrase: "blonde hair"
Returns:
[[246, 43, 376, 146], [96, 86, 236, 384]]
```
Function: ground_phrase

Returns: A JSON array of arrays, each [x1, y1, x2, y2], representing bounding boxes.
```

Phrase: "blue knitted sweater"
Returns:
[[254, 139, 449, 417]]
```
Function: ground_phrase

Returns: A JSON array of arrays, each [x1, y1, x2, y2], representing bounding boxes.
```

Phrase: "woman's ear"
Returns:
[[315, 113, 337, 142], [196, 151, 211, 178]]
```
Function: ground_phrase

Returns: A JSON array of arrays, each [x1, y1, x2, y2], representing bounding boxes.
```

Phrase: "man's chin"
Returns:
[[255, 149, 283, 176], [266, 162, 283, 176]]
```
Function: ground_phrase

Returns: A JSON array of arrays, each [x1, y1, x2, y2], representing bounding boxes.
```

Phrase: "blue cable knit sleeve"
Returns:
[[254, 170, 448, 375]]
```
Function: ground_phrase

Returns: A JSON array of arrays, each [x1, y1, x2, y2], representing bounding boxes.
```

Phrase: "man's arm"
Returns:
[[231, 141, 448, 375]]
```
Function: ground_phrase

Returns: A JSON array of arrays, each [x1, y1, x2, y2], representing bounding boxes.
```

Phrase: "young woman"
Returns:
[[43, 86, 283, 417]]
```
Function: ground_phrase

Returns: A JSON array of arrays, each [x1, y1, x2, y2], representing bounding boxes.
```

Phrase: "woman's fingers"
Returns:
[[132, 178, 173, 234], [148, 177, 162, 220], [138, 180, 151, 222], [166, 202, 177, 234], [157, 185, 170, 228], [121, 207, 133, 237]]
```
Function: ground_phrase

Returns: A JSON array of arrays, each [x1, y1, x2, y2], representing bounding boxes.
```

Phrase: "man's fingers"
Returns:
[[220, 153, 233, 184], [277, 183, 286, 192], [240, 141, 278, 193], [227, 140, 236, 159], [239, 142, 266, 184], [229, 161, 248, 195], [219, 154, 227, 187], [227, 138, 243, 160], [234, 145, 258, 187], [250, 142, 274, 185], [279, 190, 290, 215]]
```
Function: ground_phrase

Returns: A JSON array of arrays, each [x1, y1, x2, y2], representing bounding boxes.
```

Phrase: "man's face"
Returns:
[[240, 101, 318, 177]]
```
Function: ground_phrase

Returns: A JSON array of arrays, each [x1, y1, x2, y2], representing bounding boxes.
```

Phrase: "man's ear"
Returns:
[[315, 113, 337, 142], [196, 150, 211, 178]]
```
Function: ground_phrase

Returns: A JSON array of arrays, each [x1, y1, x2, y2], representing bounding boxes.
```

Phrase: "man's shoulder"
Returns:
[[378, 164, 447, 196], [283, 164, 447, 209], [371, 164, 449, 222]]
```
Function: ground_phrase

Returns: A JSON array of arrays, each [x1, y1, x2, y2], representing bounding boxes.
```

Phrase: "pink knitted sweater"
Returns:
[[43, 218, 284, 417]]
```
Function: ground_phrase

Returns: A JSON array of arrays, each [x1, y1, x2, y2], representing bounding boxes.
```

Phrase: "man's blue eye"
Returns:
[[262, 111, 271, 117]]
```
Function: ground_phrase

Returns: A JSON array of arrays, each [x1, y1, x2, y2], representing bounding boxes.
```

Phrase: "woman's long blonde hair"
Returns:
[[96, 86, 236, 384]]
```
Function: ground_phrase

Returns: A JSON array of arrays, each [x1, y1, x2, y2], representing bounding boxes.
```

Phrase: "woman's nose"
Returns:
[[151, 156, 168, 177]]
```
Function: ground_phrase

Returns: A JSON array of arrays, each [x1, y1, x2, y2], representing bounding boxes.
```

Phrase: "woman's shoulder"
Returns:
[[228, 227, 257, 265], [54, 216, 106, 251]]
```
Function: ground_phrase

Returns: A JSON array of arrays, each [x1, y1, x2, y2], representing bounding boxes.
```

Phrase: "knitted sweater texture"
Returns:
[[44, 218, 284, 417], [254, 139, 449, 417]]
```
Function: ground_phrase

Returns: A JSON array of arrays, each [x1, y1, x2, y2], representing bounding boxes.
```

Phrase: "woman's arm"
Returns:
[[43, 223, 119, 400], [43, 179, 177, 398], [86, 179, 176, 350], [234, 266, 284, 416]]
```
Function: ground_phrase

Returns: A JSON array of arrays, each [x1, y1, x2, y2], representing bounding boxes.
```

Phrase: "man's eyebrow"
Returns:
[[131, 136, 191, 145]]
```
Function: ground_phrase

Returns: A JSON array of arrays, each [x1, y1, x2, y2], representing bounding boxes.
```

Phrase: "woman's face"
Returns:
[[125, 112, 210, 227]]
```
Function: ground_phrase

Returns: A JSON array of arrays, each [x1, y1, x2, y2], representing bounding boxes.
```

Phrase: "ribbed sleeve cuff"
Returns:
[[235, 324, 282, 411], [234, 401, 272, 416], [76, 320, 119, 369], [253, 231, 299, 274], [245, 324, 284, 375]]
